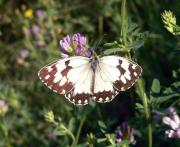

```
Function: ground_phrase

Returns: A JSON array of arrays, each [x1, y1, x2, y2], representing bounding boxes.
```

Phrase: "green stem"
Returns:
[[120, 0, 152, 147], [121, 0, 127, 46], [98, 0, 104, 37], [74, 115, 86, 146], [67, 130, 76, 146], [136, 80, 152, 147], [98, 16, 103, 37]]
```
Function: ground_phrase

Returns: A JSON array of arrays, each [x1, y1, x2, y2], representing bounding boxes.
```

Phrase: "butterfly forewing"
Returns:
[[38, 56, 91, 97], [100, 56, 142, 91]]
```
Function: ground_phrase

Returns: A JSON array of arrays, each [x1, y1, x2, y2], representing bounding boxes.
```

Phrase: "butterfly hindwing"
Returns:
[[65, 61, 93, 105], [92, 63, 119, 103]]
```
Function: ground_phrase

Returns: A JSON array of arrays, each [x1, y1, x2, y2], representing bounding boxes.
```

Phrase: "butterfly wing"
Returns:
[[93, 63, 119, 103], [93, 56, 142, 103], [65, 61, 93, 105], [38, 56, 93, 105]]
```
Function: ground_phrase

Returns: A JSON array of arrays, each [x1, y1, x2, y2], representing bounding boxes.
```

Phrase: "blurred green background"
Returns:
[[0, 0, 179, 146]]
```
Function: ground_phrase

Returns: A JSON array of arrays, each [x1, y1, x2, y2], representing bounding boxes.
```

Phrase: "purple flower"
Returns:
[[17, 48, 29, 65], [36, 9, 44, 19], [37, 40, 45, 47], [61, 52, 69, 59], [59, 35, 72, 52], [59, 33, 92, 58], [162, 107, 180, 138], [32, 24, 41, 36], [115, 122, 135, 143], [72, 33, 87, 46], [116, 130, 123, 142], [72, 33, 88, 56], [19, 48, 29, 59], [48, 133, 57, 141]]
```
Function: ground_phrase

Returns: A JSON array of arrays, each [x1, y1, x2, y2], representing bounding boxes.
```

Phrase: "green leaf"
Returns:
[[126, 40, 144, 50], [54, 129, 66, 136], [0, 0, 4, 5], [104, 41, 118, 47], [77, 143, 88, 147], [68, 117, 76, 132], [116, 140, 132, 146], [98, 121, 107, 130], [135, 103, 144, 109], [156, 81, 180, 104], [97, 138, 107, 143], [103, 48, 128, 55], [126, 18, 138, 35], [150, 81, 180, 107], [151, 79, 161, 94]]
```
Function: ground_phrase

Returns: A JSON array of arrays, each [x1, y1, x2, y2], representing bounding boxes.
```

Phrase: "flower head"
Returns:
[[161, 10, 180, 35], [72, 33, 87, 48], [45, 110, 55, 123], [35, 9, 44, 19], [162, 107, 180, 138], [0, 99, 8, 115], [17, 48, 29, 65], [115, 122, 135, 143], [37, 40, 45, 47], [32, 24, 41, 36], [24, 9, 33, 18], [19, 48, 29, 59], [59, 33, 92, 58], [59, 35, 72, 52], [48, 132, 57, 141]]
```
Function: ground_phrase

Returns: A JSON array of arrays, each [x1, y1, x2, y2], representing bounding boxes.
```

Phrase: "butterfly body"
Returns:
[[38, 56, 142, 105], [90, 56, 99, 72]]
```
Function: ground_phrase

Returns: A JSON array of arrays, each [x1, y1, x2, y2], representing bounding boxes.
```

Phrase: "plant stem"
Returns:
[[120, 0, 152, 147], [98, 16, 103, 37], [98, 0, 104, 37], [121, 0, 127, 46], [136, 80, 152, 147], [67, 130, 76, 146], [74, 115, 86, 146]]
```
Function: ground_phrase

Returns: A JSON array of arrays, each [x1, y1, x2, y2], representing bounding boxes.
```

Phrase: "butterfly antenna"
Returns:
[[95, 37, 103, 49], [92, 37, 104, 56]]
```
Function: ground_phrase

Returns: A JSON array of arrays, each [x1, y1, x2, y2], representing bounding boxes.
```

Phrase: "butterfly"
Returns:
[[38, 55, 142, 105]]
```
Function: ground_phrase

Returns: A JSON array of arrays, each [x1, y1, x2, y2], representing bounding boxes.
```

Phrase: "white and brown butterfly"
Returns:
[[38, 56, 142, 105]]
